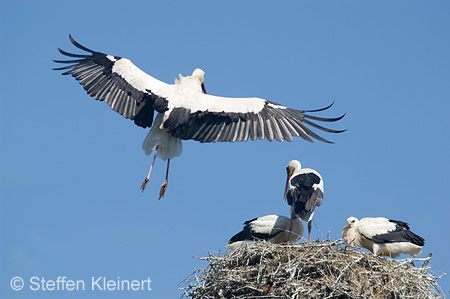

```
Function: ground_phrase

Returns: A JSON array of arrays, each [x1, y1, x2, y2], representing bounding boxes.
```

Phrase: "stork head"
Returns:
[[286, 160, 301, 176], [283, 160, 302, 201], [343, 216, 359, 231], [192, 68, 207, 94]]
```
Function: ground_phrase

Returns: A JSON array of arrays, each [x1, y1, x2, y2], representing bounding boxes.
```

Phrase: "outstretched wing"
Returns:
[[53, 35, 169, 128], [163, 91, 345, 143]]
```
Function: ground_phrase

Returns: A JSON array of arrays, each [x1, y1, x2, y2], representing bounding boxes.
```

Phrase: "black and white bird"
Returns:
[[342, 217, 425, 258], [54, 35, 344, 199], [227, 215, 304, 250], [283, 160, 323, 242]]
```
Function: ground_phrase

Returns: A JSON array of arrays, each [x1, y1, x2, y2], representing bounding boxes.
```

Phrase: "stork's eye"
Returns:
[[351, 220, 355, 223]]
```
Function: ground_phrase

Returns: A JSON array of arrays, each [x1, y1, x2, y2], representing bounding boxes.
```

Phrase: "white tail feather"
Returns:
[[142, 114, 183, 160]]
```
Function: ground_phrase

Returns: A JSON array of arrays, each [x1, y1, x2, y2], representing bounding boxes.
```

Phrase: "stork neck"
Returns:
[[291, 167, 303, 177]]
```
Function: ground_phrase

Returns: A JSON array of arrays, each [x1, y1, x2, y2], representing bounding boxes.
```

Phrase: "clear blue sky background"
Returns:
[[1, 1, 449, 298]]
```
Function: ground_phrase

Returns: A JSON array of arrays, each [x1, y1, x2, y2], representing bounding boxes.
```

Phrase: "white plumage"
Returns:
[[342, 217, 425, 258], [142, 114, 182, 160], [227, 215, 304, 250], [54, 35, 344, 198], [284, 160, 324, 241]]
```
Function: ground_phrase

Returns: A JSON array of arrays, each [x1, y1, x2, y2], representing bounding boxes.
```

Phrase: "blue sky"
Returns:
[[1, 1, 449, 298]]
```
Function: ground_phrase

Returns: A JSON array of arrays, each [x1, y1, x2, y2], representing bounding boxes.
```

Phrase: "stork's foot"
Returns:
[[158, 180, 168, 200], [140, 178, 149, 193]]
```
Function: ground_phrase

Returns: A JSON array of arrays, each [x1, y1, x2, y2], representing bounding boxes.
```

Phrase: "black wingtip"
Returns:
[[69, 34, 76, 45], [303, 112, 346, 123], [56, 47, 90, 58], [329, 113, 346, 122], [302, 101, 335, 113], [302, 101, 346, 123], [337, 112, 347, 120], [52, 65, 72, 71], [68, 34, 96, 54], [69, 34, 77, 46], [302, 119, 347, 134]]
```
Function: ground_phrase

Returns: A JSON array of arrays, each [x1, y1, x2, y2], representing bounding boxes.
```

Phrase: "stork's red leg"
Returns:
[[288, 205, 294, 242], [308, 220, 312, 242], [140, 145, 158, 193], [158, 159, 170, 200]]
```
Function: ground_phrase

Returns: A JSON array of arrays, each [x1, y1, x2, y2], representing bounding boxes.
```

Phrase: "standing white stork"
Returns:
[[342, 217, 425, 258], [283, 160, 323, 242], [226, 215, 304, 250], [54, 35, 345, 199]]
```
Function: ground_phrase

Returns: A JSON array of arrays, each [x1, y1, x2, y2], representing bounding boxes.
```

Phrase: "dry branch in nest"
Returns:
[[181, 240, 445, 298]]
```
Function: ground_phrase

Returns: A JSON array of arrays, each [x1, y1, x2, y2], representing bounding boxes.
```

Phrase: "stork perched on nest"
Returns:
[[284, 160, 324, 241], [342, 217, 425, 257], [54, 35, 345, 199], [227, 215, 304, 250]]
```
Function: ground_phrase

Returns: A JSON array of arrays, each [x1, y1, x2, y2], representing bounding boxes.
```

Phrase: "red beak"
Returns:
[[201, 83, 207, 94], [283, 174, 292, 201]]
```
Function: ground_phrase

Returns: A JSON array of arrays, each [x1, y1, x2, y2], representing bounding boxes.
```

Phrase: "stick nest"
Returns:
[[181, 240, 444, 298]]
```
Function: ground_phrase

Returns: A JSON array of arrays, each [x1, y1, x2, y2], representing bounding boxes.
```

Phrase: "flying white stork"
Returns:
[[226, 215, 304, 250], [54, 35, 345, 199], [283, 160, 323, 242], [342, 217, 425, 258]]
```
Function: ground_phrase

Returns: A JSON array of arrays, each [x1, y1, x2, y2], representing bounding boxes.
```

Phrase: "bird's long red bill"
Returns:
[[283, 174, 292, 201], [201, 83, 207, 94]]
